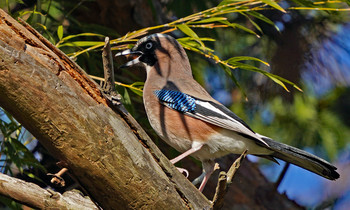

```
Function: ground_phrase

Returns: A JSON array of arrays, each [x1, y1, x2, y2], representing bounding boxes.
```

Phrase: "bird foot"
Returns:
[[176, 167, 189, 178]]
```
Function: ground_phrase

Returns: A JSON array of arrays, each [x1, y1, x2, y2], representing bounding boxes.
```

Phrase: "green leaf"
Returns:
[[261, 0, 286, 13], [246, 11, 280, 32], [218, 0, 243, 6], [68, 43, 104, 58], [129, 82, 144, 96], [57, 25, 63, 41], [35, 23, 47, 31], [227, 56, 270, 66], [115, 86, 135, 115], [290, 0, 316, 7], [59, 41, 105, 47], [177, 24, 206, 50], [190, 17, 228, 24], [220, 20, 259, 37], [177, 37, 216, 42], [61, 33, 105, 42], [227, 61, 302, 92], [177, 38, 215, 53], [220, 64, 248, 100], [244, 14, 263, 34], [177, 24, 199, 38], [130, 81, 145, 87], [267, 74, 290, 92], [122, 88, 134, 114], [18, 10, 46, 18], [179, 42, 202, 53]]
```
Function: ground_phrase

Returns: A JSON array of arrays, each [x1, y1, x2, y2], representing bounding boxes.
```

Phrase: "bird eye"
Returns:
[[145, 42, 153, 50]]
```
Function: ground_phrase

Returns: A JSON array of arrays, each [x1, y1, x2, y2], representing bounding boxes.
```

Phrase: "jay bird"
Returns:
[[116, 33, 339, 192]]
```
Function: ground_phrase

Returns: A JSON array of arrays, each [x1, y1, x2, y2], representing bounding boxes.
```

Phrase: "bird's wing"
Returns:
[[153, 89, 269, 147]]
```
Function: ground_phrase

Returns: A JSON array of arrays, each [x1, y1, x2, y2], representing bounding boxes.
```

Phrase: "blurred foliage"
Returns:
[[230, 87, 349, 161], [1, 0, 350, 208], [0, 109, 45, 176]]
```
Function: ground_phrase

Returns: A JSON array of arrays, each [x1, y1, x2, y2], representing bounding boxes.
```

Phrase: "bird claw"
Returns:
[[176, 167, 189, 178]]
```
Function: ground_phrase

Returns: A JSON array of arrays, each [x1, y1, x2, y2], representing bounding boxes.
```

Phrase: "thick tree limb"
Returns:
[[0, 173, 98, 209], [0, 9, 210, 209]]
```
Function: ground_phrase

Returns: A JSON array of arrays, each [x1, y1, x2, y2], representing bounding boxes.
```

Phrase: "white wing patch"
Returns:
[[186, 100, 269, 147]]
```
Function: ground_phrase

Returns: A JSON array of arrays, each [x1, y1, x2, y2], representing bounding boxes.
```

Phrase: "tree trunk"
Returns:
[[0, 9, 210, 209]]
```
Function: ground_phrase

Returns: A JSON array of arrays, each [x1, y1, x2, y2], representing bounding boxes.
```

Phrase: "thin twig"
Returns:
[[275, 162, 290, 189], [102, 37, 123, 108], [227, 150, 248, 184], [102, 37, 115, 94], [212, 150, 248, 209], [48, 168, 68, 187], [212, 171, 227, 210]]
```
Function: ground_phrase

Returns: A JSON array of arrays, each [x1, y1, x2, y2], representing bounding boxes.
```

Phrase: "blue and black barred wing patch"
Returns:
[[154, 89, 196, 113]]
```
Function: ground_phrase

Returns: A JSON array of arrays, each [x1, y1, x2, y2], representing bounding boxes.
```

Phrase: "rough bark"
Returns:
[[0, 173, 98, 209], [0, 9, 210, 209]]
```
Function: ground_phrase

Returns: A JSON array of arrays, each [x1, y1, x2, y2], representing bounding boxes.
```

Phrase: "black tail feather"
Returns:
[[261, 137, 339, 180]]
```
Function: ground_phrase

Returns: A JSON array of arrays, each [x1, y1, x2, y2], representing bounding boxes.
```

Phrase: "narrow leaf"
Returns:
[[227, 61, 301, 92], [177, 39, 214, 53], [267, 74, 290, 92], [261, 0, 286, 13], [18, 10, 46, 17], [177, 37, 216, 42], [246, 11, 280, 32], [218, 0, 242, 6], [177, 24, 206, 50], [227, 56, 270, 66], [240, 12, 263, 34], [130, 81, 145, 87], [289, 0, 315, 7], [177, 24, 199, 38], [57, 25, 63, 41], [61, 33, 105, 41], [35, 23, 47, 31], [129, 88, 143, 96], [220, 64, 248, 100], [220, 20, 259, 37], [190, 17, 228, 24], [59, 41, 104, 47]]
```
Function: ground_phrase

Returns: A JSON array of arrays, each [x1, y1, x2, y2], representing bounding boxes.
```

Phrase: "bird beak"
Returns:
[[115, 49, 143, 68]]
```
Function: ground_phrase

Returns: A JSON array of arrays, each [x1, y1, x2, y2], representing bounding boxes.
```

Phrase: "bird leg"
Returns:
[[192, 162, 220, 185], [170, 143, 203, 178], [198, 160, 216, 192], [192, 172, 205, 186], [170, 143, 203, 164]]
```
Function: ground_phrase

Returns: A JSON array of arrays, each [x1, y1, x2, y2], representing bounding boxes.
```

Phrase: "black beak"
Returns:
[[115, 49, 143, 68]]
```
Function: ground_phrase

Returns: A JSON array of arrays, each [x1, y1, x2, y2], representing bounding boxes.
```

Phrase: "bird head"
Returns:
[[115, 33, 191, 77]]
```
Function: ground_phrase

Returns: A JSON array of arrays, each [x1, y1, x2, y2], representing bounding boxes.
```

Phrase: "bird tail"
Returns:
[[260, 136, 339, 180]]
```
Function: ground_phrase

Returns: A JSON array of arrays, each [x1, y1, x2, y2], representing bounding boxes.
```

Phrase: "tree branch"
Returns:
[[0, 173, 98, 209], [102, 37, 116, 94], [212, 150, 247, 209]]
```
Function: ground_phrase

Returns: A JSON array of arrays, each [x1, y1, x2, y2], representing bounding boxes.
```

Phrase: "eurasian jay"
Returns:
[[116, 33, 339, 192]]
